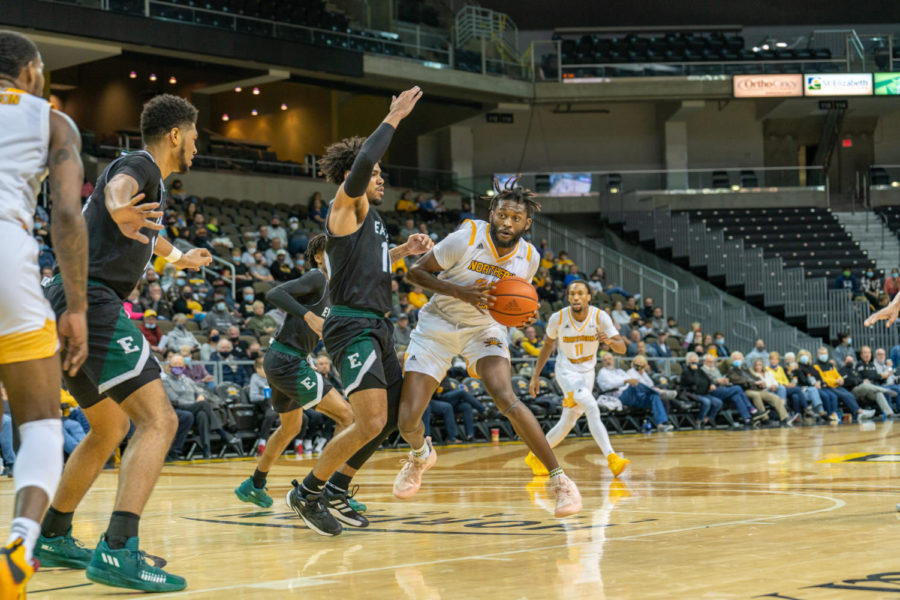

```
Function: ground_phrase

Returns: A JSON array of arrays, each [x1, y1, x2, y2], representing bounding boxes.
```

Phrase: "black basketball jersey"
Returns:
[[82, 151, 165, 299], [324, 203, 392, 314], [274, 269, 332, 354]]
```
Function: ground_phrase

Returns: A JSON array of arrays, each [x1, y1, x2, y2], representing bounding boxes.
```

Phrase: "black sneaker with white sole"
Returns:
[[322, 485, 369, 528], [286, 480, 342, 537]]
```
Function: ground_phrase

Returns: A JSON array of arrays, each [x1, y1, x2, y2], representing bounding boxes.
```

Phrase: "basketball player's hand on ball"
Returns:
[[304, 312, 325, 338], [405, 233, 433, 255], [176, 248, 214, 271], [57, 310, 87, 376], [456, 281, 495, 311], [865, 302, 900, 328], [521, 308, 540, 326], [109, 192, 164, 244]]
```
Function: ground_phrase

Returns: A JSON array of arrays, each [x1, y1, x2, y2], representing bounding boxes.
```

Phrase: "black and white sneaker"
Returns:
[[286, 480, 342, 537], [322, 486, 369, 528]]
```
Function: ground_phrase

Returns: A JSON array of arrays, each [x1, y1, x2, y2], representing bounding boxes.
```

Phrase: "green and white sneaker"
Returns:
[[85, 536, 186, 592], [35, 527, 92, 569], [346, 485, 367, 513], [234, 477, 274, 508]]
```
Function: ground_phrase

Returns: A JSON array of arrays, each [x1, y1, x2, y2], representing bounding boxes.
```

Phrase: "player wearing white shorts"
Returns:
[[527, 281, 629, 477], [0, 31, 89, 597], [394, 178, 582, 518]]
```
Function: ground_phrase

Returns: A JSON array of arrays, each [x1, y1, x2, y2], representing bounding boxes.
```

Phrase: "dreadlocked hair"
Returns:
[[484, 175, 542, 218], [305, 233, 327, 270], [319, 136, 366, 184]]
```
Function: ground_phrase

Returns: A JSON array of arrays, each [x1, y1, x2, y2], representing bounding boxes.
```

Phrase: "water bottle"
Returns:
[[642, 419, 652, 434], [263, 386, 271, 400]]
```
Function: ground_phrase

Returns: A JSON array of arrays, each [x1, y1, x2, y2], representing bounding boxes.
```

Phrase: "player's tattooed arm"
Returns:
[[48, 109, 89, 375], [390, 233, 433, 262], [407, 251, 495, 310]]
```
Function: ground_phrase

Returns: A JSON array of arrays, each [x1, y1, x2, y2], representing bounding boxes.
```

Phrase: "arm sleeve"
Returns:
[[432, 223, 474, 270], [265, 271, 325, 318], [344, 123, 396, 198]]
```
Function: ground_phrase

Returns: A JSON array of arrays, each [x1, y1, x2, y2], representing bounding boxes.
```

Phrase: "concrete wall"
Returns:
[[874, 109, 900, 167], [686, 101, 764, 168]]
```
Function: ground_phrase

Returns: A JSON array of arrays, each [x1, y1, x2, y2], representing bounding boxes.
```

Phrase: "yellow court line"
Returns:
[[817, 452, 879, 463]]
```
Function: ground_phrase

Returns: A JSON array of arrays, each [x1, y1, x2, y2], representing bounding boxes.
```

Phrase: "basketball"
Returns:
[[489, 276, 539, 327]]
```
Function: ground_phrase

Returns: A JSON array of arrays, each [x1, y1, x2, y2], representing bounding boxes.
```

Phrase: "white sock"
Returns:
[[8, 517, 40, 562], [412, 441, 430, 459]]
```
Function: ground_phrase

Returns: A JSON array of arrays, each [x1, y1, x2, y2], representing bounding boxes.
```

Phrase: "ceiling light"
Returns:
[[222, 114, 229, 121], [149, 73, 157, 82], [234, 86, 242, 92], [251, 109, 258, 116], [280, 103, 287, 110], [252, 87, 260, 95], [775, 42, 788, 48], [168, 76, 177, 85], [129, 71, 137, 79]]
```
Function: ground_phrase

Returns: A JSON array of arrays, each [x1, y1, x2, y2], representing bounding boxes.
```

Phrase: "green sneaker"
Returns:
[[85, 536, 186, 592], [347, 486, 367, 513], [234, 477, 273, 508], [35, 527, 92, 569]]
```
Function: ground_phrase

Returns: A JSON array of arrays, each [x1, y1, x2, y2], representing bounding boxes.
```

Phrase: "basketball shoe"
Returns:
[[551, 474, 582, 518], [234, 478, 273, 508], [84, 536, 185, 592], [607, 453, 630, 477], [322, 485, 369, 527], [286, 480, 342, 536], [0, 539, 35, 600], [525, 451, 548, 476], [34, 528, 92, 568], [393, 440, 436, 499]]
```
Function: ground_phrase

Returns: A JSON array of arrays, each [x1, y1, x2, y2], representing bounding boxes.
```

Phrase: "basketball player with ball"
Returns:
[[526, 280, 630, 477], [393, 178, 582, 518]]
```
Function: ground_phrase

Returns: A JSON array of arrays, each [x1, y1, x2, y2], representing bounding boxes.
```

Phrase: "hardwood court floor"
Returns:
[[7, 422, 900, 599]]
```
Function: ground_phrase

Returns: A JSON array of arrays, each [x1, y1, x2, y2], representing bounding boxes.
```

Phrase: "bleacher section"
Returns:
[[681, 208, 874, 280], [874, 205, 900, 243]]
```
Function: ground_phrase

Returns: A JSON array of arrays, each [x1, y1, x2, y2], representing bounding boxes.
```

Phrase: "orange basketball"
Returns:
[[489, 276, 539, 327]]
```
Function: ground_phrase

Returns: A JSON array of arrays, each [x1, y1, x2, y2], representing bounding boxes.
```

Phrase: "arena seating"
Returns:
[[679, 207, 874, 280], [874, 205, 900, 243]]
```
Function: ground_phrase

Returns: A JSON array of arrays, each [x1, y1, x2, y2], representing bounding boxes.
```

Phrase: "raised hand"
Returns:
[[109, 192, 163, 244], [405, 233, 433, 255], [386, 86, 423, 124]]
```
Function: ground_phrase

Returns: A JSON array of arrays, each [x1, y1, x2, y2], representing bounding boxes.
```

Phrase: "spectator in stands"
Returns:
[[40, 266, 53, 286], [751, 358, 802, 422], [623, 296, 638, 313], [203, 298, 241, 333], [834, 266, 860, 296], [408, 285, 428, 310], [422, 396, 461, 444], [264, 238, 290, 267], [459, 200, 475, 222], [308, 191, 328, 227], [269, 216, 288, 246], [81, 177, 94, 201], [611, 300, 631, 329], [399, 217, 418, 240], [393, 314, 412, 354], [833, 332, 856, 364], [814, 347, 874, 423], [745, 339, 768, 365], [784, 352, 826, 417], [563, 265, 582, 287], [537, 279, 560, 304], [236, 286, 257, 320], [682, 322, 702, 349], [392, 293, 417, 323], [873, 348, 900, 403], [727, 351, 790, 426], [395, 190, 417, 213], [315, 354, 343, 393], [885, 268, 900, 298], [846, 349, 895, 417], [206, 216, 221, 236], [161, 313, 199, 353], [241, 241, 258, 266], [637, 297, 654, 320], [649, 332, 672, 359], [163, 355, 239, 459], [138, 310, 163, 354], [434, 378, 486, 441], [272, 250, 300, 282], [287, 217, 308, 255], [246, 300, 278, 338], [140, 283, 173, 320], [700, 353, 756, 424], [712, 332, 729, 356], [199, 330, 219, 361], [650, 307, 667, 336], [540, 249, 556, 272], [123, 288, 143, 320], [192, 226, 215, 254], [587, 270, 604, 295], [522, 327, 543, 359], [532, 267, 548, 289], [160, 265, 180, 296], [179, 345, 214, 385], [625, 329, 641, 356], [226, 325, 250, 358], [169, 179, 187, 201], [210, 339, 249, 387], [250, 251, 275, 283], [679, 352, 723, 428], [230, 250, 253, 286], [247, 357, 279, 453], [665, 317, 682, 340], [256, 225, 273, 252], [1, 411, 14, 475], [596, 353, 673, 431], [860, 268, 883, 308], [631, 354, 677, 401], [767, 352, 813, 418]]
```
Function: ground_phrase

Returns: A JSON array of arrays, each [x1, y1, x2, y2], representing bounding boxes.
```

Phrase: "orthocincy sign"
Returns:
[[733, 74, 803, 97], [804, 73, 873, 96]]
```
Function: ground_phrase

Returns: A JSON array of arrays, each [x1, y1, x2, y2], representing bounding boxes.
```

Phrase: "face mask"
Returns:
[[818, 354, 829, 362], [244, 294, 255, 303], [716, 338, 725, 345], [756, 345, 764, 351], [894, 272, 899, 278], [846, 338, 852, 346], [170, 366, 184, 376], [176, 324, 184, 330], [210, 335, 220, 343], [290, 222, 299, 230], [146, 323, 156, 329], [799, 355, 810, 364], [256, 259, 263, 264], [248, 351, 260, 359], [296, 258, 305, 267], [732, 359, 742, 368], [176, 278, 186, 286], [219, 350, 231, 358], [184, 356, 192, 365], [216, 302, 227, 312], [846, 362, 855, 368], [843, 271, 851, 277], [182, 292, 192, 299], [867, 271, 874, 278]]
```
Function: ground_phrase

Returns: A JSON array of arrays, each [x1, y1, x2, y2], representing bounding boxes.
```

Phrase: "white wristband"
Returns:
[[165, 247, 184, 263]]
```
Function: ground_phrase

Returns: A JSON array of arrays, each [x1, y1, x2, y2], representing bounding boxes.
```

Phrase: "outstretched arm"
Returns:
[[104, 173, 163, 244], [48, 110, 89, 376], [154, 236, 212, 271], [865, 291, 900, 328], [328, 86, 423, 237]]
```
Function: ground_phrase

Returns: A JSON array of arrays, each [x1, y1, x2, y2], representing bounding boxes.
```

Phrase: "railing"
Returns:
[[170, 239, 237, 299], [869, 165, 900, 189], [557, 58, 849, 80], [530, 215, 679, 319]]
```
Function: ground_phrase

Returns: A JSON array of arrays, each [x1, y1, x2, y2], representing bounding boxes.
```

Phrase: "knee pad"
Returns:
[[13, 418, 63, 499]]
